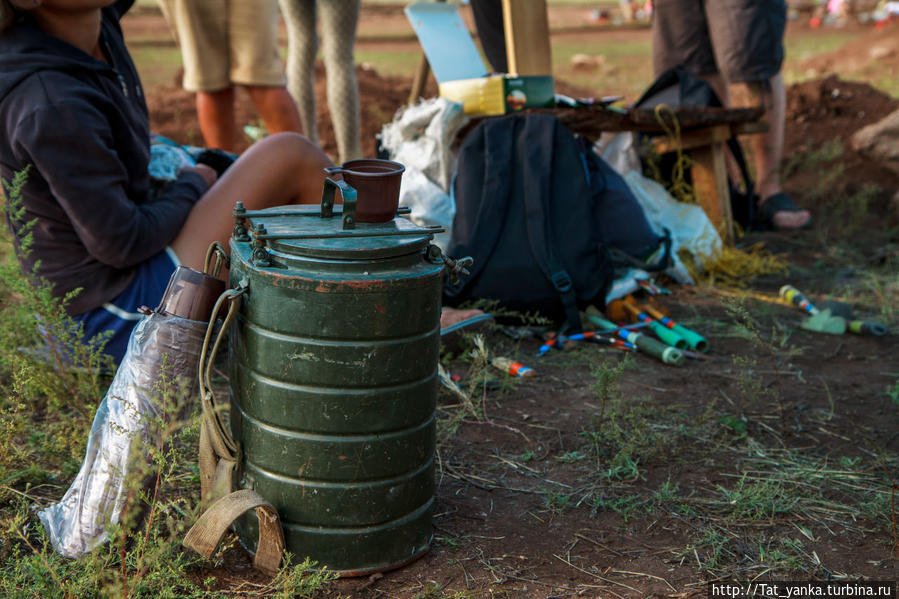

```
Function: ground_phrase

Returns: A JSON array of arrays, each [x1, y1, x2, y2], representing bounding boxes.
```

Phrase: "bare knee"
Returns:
[[245, 133, 332, 203], [728, 81, 765, 110]]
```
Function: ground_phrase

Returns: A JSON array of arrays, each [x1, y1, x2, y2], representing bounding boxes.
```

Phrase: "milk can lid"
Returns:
[[245, 205, 439, 261]]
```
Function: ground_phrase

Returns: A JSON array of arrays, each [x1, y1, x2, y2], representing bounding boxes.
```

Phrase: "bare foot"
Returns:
[[769, 208, 812, 230], [758, 193, 812, 230], [440, 307, 485, 331]]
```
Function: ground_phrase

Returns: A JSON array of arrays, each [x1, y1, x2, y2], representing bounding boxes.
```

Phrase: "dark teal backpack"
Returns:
[[444, 113, 667, 332]]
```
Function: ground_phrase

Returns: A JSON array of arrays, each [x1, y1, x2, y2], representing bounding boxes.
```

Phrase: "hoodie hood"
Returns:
[[0, 0, 206, 318]]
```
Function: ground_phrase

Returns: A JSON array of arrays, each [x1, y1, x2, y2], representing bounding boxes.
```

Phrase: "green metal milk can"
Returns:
[[224, 180, 461, 575]]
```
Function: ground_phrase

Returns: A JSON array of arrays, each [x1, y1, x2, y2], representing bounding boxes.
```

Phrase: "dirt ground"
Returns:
[[134, 8, 899, 598]]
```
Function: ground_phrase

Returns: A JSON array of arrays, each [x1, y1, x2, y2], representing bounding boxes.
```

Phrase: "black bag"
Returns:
[[444, 113, 663, 332], [635, 67, 758, 229]]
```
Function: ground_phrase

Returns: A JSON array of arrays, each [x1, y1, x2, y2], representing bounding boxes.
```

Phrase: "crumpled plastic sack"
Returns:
[[38, 313, 206, 558], [380, 98, 469, 249], [603, 170, 723, 302], [622, 170, 722, 271], [594, 132, 641, 176]]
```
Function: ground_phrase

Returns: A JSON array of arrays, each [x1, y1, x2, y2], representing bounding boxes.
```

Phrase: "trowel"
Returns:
[[780, 285, 889, 337], [779, 285, 846, 335]]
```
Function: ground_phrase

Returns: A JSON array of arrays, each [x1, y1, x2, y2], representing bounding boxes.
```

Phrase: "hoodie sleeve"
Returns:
[[13, 98, 207, 269]]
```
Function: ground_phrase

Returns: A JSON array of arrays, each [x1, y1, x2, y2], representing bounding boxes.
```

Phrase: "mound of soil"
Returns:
[[783, 75, 899, 225], [147, 62, 427, 159], [799, 21, 899, 78]]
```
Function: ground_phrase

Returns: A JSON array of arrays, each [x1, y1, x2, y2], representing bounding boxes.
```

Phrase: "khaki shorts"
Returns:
[[651, 0, 787, 83], [158, 0, 286, 92]]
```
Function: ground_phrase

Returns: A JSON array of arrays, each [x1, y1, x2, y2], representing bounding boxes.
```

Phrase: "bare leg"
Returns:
[[440, 308, 485, 330], [729, 73, 810, 229], [170, 132, 331, 271], [196, 87, 237, 151], [244, 85, 304, 135]]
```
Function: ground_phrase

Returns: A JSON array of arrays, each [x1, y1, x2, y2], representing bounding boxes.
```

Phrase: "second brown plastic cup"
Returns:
[[156, 266, 227, 322]]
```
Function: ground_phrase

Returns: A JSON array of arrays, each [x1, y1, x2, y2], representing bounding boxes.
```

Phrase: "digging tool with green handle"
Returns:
[[847, 319, 889, 337], [621, 300, 688, 349], [818, 300, 889, 337], [640, 303, 710, 352], [585, 306, 684, 366], [781, 285, 890, 336], [779, 285, 846, 335]]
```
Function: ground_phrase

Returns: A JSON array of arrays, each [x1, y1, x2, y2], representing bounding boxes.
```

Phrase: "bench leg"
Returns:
[[691, 142, 735, 245]]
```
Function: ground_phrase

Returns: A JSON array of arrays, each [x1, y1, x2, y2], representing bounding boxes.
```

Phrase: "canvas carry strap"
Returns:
[[183, 490, 285, 577], [520, 116, 583, 334], [184, 279, 286, 575]]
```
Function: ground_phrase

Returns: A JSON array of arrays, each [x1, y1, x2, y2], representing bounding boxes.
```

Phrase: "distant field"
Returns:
[[125, 1, 895, 101]]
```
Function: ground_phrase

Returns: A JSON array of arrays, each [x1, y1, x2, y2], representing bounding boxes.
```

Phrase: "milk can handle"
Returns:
[[321, 177, 357, 230], [198, 281, 248, 462]]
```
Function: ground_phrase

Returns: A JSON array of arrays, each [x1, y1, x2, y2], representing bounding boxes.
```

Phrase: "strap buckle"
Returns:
[[551, 271, 573, 293]]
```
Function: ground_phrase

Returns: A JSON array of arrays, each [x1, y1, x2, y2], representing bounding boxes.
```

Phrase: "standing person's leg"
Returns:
[[651, 0, 717, 80], [170, 133, 332, 272], [244, 86, 304, 136], [280, 0, 320, 145], [158, 0, 235, 149], [197, 88, 237, 151], [727, 74, 806, 228], [707, 0, 811, 230], [229, 0, 303, 138], [320, 0, 362, 163]]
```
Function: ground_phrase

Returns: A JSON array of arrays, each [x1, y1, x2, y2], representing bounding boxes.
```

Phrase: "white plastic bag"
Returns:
[[623, 170, 722, 271], [380, 98, 469, 249], [38, 313, 206, 558]]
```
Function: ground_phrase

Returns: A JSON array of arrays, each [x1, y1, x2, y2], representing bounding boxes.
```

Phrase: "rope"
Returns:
[[200, 289, 243, 455], [653, 104, 695, 204]]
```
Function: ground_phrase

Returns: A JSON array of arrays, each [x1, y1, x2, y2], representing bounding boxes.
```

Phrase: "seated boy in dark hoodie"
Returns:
[[0, 0, 333, 362], [0, 0, 481, 363]]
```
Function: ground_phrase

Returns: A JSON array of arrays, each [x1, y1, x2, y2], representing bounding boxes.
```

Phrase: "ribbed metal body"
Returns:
[[228, 205, 442, 575]]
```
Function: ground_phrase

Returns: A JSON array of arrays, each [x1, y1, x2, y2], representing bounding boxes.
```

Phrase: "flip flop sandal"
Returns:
[[757, 192, 812, 231]]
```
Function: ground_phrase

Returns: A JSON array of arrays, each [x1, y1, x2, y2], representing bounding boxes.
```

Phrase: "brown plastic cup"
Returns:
[[155, 266, 227, 322], [324, 159, 405, 223]]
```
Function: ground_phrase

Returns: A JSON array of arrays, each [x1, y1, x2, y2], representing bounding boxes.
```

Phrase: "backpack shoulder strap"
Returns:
[[445, 118, 516, 297], [519, 115, 583, 333]]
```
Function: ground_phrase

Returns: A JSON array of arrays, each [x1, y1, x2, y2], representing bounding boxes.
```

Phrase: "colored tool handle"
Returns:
[[668, 321, 709, 352], [622, 302, 687, 349], [584, 310, 684, 366], [780, 285, 817, 315], [848, 320, 889, 337], [642, 305, 710, 353], [631, 333, 685, 366], [647, 319, 688, 349], [492, 357, 536, 378]]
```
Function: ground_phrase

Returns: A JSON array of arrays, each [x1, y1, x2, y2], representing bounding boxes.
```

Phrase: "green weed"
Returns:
[[542, 488, 573, 515], [0, 169, 335, 597], [556, 450, 587, 463], [717, 476, 800, 521], [654, 478, 681, 504], [887, 380, 899, 405], [589, 493, 650, 522]]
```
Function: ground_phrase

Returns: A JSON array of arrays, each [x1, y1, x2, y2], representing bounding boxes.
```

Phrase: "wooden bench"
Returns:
[[537, 106, 768, 245]]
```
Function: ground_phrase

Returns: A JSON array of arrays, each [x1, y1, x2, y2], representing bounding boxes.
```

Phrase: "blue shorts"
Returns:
[[73, 248, 180, 365]]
